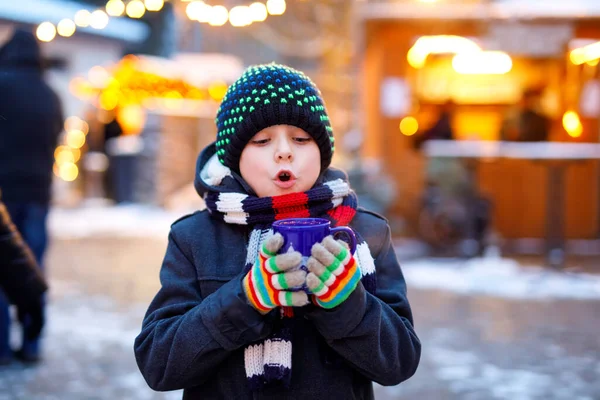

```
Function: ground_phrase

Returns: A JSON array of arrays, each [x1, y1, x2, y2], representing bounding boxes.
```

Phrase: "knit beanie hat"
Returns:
[[215, 63, 334, 173]]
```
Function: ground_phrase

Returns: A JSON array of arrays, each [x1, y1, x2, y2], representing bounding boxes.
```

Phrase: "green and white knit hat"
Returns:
[[215, 63, 334, 173]]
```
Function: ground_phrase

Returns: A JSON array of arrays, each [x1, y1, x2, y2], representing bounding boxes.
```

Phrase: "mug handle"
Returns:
[[330, 226, 357, 254]]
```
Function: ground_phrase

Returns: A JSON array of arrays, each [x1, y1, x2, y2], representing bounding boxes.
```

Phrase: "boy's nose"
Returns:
[[275, 141, 293, 162], [276, 150, 293, 162]]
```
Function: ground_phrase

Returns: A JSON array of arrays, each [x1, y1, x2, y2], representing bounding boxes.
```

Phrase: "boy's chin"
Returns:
[[255, 182, 298, 197]]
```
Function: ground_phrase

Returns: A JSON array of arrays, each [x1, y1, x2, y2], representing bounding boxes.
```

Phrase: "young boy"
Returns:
[[134, 63, 421, 399]]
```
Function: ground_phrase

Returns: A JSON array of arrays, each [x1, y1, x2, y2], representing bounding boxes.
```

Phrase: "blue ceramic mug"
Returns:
[[272, 217, 357, 263]]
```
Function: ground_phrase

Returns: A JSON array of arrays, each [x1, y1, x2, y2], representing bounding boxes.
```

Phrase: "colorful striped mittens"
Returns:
[[243, 233, 309, 313], [306, 236, 360, 309]]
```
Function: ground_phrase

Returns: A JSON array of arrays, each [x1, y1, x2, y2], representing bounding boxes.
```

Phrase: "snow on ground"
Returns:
[[0, 281, 182, 400], [48, 205, 191, 239], [402, 256, 600, 300], [48, 205, 600, 301]]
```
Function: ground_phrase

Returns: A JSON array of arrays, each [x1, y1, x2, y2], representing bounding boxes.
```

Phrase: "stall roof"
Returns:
[[358, 0, 600, 21], [0, 0, 149, 43], [133, 53, 245, 86]]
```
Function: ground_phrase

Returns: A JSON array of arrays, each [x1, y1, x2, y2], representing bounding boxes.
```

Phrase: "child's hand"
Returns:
[[243, 233, 308, 313], [306, 236, 360, 309]]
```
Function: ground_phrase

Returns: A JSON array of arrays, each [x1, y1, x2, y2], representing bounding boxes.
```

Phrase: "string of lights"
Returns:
[[36, 0, 288, 42]]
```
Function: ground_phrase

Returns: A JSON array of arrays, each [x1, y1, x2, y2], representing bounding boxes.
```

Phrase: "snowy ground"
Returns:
[[0, 205, 596, 399]]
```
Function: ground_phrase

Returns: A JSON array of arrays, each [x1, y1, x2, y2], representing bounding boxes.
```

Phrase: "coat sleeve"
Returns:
[[134, 229, 278, 391], [305, 221, 421, 386], [0, 200, 47, 307]]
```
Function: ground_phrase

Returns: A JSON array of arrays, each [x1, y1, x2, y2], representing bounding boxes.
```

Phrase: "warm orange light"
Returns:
[[407, 35, 481, 69], [208, 81, 228, 100], [100, 91, 119, 110], [452, 51, 513, 75], [399, 117, 419, 136], [59, 162, 79, 182], [54, 145, 71, 161], [562, 111, 583, 138], [67, 130, 86, 149], [117, 105, 146, 135], [570, 41, 600, 65], [70, 148, 82, 163], [55, 147, 75, 164]]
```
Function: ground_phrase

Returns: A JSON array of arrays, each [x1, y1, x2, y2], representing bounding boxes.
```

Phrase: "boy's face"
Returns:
[[239, 124, 321, 197]]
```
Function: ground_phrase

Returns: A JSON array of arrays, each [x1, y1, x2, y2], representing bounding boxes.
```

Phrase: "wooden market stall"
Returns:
[[65, 53, 244, 206], [356, 0, 600, 244]]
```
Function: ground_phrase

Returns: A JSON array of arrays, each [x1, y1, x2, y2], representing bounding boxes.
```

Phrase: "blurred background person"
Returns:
[[0, 28, 63, 363], [0, 196, 47, 365], [413, 101, 491, 255], [415, 100, 456, 148], [500, 88, 550, 142]]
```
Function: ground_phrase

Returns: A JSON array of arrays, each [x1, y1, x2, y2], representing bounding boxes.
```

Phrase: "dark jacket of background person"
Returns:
[[0, 30, 63, 204], [413, 104, 455, 151], [133, 145, 421, 399], [500, 90, 549, 142], [0, 198, 47, 339]]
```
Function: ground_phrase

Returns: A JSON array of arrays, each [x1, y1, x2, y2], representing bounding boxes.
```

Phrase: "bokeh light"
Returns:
[[90, 10, 109, 29], [562, 111, 583, 138], [229, 6, 252, 27], [126, 0, 146, 19], [399, 116, 419, 136], [209, 5, 229, 26], [250, 2, 268, 22], [64, 116, 89, 134], [59, 162, 79, 182], [106, 0, 126, 17], [66, 130, 87, 149], [266, 0, 286, 16], [74, 10, 92, 27], [57, 19, 76, 38], [145, 0, 164, 12], [36, 22, 56, 42], [208, 81, 228, 101]]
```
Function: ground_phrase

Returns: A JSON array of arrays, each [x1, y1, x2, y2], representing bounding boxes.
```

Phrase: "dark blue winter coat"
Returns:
[[134, 144, 421, 399], [0, 30, 63, 204]]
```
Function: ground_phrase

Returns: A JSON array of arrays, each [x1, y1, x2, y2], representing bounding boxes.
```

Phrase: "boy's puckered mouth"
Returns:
[[273, 169, 297, 189]]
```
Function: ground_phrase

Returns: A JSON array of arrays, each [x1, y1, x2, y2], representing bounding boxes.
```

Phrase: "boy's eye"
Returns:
[[251, 138, 270, 145], [294, 137, 312, 143]]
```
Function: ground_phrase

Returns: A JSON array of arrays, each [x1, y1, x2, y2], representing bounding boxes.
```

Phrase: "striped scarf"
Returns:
[[201, 156, 376, 390]]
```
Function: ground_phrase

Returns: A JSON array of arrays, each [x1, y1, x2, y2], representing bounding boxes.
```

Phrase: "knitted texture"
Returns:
[[306, 237, 361, 309], [215, 63, 334, 172], [243, 233, 309, 313], [202, 156, 377, 390]]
